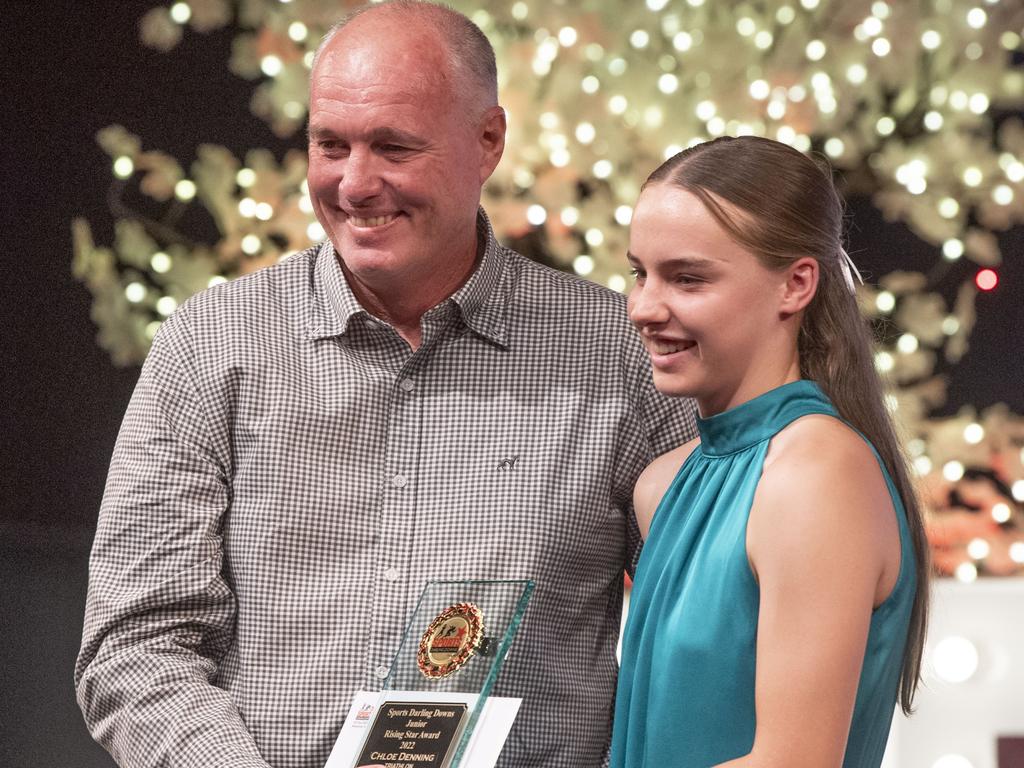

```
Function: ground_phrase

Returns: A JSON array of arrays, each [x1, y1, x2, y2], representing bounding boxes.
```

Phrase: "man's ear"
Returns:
[[478, 106, 506, 183], [779, 256, 818, 317]]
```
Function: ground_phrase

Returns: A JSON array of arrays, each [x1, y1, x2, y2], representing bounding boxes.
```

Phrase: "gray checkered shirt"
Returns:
[[76, 212, 697, 768]]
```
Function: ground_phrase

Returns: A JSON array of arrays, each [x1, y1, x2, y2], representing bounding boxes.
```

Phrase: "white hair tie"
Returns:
[[838, 247, 863, 295]]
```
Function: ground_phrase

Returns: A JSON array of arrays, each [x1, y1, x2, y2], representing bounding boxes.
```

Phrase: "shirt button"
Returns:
[[375, 665, 390, 680], [384, 567, 399, 582], [392, 474, 408, 488], [400, 378, 415, 392]]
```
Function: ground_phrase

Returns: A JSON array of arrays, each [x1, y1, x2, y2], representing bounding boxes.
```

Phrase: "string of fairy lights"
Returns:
[[73, 0, 1024, 578]]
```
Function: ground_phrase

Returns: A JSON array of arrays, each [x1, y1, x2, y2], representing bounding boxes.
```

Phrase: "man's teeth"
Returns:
[[652, 340, 692, 355], [349, 214, 398, 227]]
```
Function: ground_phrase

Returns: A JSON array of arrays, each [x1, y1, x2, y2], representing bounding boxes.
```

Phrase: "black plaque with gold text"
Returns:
[[354, 702, 468, 768]]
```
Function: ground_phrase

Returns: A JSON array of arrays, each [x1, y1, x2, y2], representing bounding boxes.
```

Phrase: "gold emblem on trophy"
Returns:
[[417, 602, 486, 678]]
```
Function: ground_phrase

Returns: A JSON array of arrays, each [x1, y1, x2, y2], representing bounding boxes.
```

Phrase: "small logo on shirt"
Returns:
[[496, 456, 519, 471]]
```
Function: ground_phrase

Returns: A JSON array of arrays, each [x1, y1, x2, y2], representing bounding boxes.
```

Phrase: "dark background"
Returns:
[[2, 2, 1021, 766]]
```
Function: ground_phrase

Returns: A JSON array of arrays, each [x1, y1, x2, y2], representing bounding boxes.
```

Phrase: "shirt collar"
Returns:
[[306, 208, 510, 348]]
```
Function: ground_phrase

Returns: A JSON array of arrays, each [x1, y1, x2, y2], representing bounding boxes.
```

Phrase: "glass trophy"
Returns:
[[335, 579, 534, 768]]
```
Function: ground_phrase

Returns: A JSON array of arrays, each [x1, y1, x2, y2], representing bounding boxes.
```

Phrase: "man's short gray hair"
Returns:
[[311, 1, 498, 115]]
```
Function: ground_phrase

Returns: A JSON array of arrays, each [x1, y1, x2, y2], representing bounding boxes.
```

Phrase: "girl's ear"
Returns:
[[779, 256, 818, 317]]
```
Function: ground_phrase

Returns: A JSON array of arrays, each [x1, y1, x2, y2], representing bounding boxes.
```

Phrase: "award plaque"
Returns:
[[327, 579, 534, 768]]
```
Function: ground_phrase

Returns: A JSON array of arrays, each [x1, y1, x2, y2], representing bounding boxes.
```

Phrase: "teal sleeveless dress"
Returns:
[[610, 380, 915, 767]]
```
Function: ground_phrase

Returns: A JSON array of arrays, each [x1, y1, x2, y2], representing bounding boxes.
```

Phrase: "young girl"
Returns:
[[610, 136, 929, 767]]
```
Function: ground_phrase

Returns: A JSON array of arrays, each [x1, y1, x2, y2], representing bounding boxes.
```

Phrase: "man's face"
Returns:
[[307, 20, 503, 299]]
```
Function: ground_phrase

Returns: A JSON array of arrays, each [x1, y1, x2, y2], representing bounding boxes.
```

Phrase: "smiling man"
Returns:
[[76, 3, 695, 767]]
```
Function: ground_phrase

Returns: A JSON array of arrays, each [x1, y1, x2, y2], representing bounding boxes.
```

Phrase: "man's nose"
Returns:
[[339, 148, 383, 203]]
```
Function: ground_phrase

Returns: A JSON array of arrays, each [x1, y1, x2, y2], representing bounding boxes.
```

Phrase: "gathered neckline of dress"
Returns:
[[695, 379, 837, 457]]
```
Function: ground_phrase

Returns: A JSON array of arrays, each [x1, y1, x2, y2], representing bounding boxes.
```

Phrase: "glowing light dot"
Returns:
[[793, 134, 812, 152], [593, 160, 613, 179], [208, 275, 227, 287], [872, 2, 891, 19], [1011, 542, 1024, 563], [306, 222, 325, 241], [1002, 31, 1022, 50], [897, 334, 919, 354], [664, 143, 684, 159], [609, 95, 628, 114], [288, 21, 308, 41], [1006, 162, 1024, 182], [777, 5, 796, 24], [151, 252, 172, 273], [805, 40, 826, 60], [236, 168, 256, 188], [943, 461, 965, 482], [170, 2, 191, 24], [615, 205, 633, 226], [962, 166, 983, 186], [550, 148, 571, 167], [145, 321, 162, 340], [673, 32, 693, 51], [526, 205, 547, 226], [932, 637, 979, 681], [283, 101, 304, 120], [241, 234, 262, 254], [967, 537, 990, 560], [963, 423, 985, 444], [260, 55, 283, 77], [942, 316, 960, 335], [581, 76, 600, 94], [754, 31, 773, 49], [1014, 480, 1024, 502], [907, 177, 927, 195], [585, 228, 605, 247], [156, 296, 178, 317], [884, 393, 899, 412], [788, 85, 807, 102], [872, 38, 891, 56], [607, 274, 627, 293], [511, 2, 528, 20], [993, 185, 1014, 205], [573, 255, 595, 276], [966, 7, 987, 28], [125, 282, 146, 303], [767, 100, 786, 120], [862, 17, 883, 37], [303, 51, 314, 69], [558, 26, 578, 46], [113, 156, 134, 179], [646, 0, 670, 9], [954, 562, 978, 583], [174, 180, 197, 201], [560, 207, 579, 227], [749, 79, 770, 100], [875, 351, 895, 372], [687, 0, 705, 7], [876, 291, 896, 312], [298, 196, 313, 214], [991, 503, 1011, 524], [969, 93, 990, 114], [924, 111, 944, 131], [707, 117, 726, 136], [876, 116, 895, 136], [975, 269, 998, 291], [824, 138, 845, 158], [608, 57, 627, 76], [736, 17, 756, 37], [846, 64, 867, 84], [913, 456, 933, 476], [238, 198, 257, 218], [539, 111, 559, 130], [950, 90, 969, 111], [922, 30, 942, 49], [255, 202, 273, 221], [696, 100, 717, 120], [659, 73, 680, 94], [943, 239, 964, 260], [629, 30, 650, 49], [800, 0, 820, 9], [575, 122, 596, 145]]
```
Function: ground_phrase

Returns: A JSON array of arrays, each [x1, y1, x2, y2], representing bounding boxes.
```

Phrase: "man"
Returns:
[[76, 2, 696, 766]]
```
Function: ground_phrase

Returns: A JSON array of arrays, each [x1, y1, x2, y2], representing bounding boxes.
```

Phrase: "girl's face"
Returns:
[[627, 183, 799, 417]]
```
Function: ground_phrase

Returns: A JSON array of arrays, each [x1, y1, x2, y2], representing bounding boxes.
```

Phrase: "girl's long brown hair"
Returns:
[[646, 135, 928, 714]]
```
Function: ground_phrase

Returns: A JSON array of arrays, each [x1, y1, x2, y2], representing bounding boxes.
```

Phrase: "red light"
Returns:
[[976, 269, 998, 291]]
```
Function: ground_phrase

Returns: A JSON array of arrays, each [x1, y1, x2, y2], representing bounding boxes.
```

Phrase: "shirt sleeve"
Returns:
[[618, 327, 699, 577], [75, 309, 271, 768]]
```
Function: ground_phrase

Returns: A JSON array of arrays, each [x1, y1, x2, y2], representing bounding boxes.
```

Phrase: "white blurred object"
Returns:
[[884, 578, 1024, 767]]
